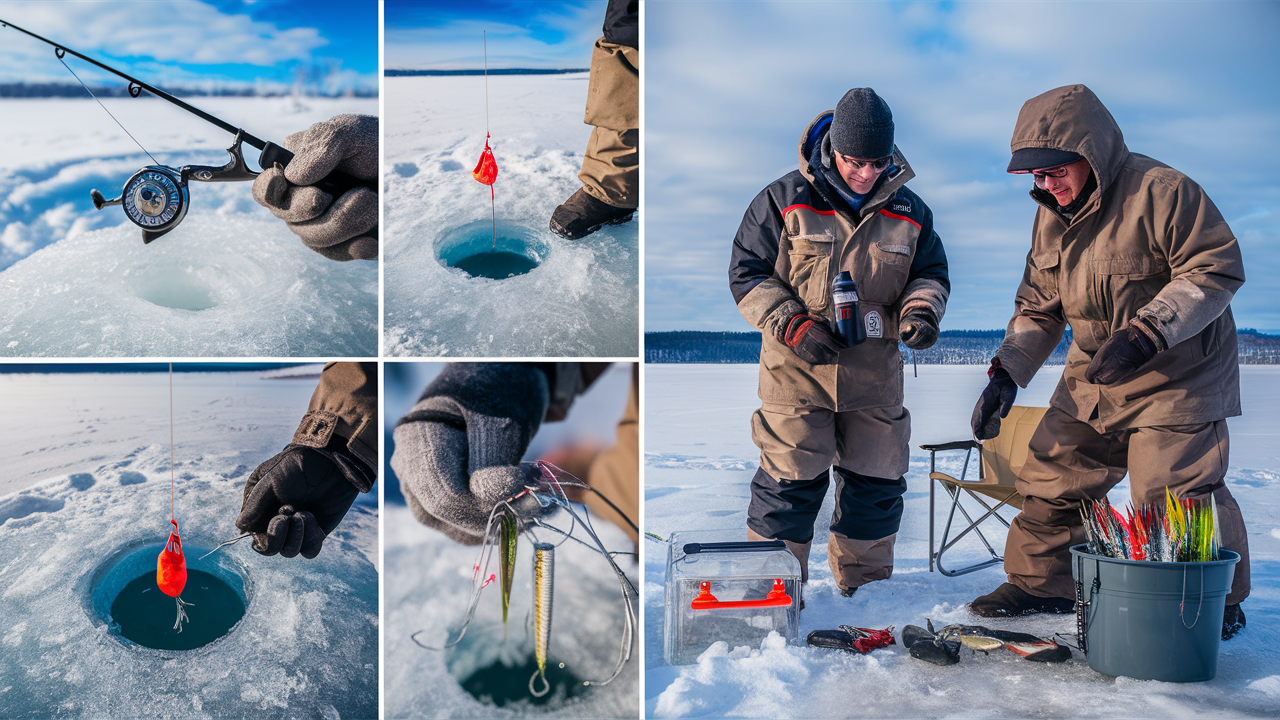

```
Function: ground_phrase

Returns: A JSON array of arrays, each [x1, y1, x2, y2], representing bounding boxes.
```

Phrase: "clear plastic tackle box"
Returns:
[[663, 530, 802, 665]]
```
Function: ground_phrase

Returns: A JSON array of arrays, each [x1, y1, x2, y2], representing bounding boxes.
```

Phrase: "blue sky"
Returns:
[[384, 0, 603, 69], [646, 1, 1280, 332], [0, 0, 378, 93]]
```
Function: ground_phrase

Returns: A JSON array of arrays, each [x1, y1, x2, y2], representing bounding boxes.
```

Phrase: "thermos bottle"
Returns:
[[832, 271, 866, 346]]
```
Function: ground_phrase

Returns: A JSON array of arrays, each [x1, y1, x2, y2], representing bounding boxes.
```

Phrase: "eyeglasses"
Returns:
[[837, 154, 893, 171], [1010, 165, 1070, 179]]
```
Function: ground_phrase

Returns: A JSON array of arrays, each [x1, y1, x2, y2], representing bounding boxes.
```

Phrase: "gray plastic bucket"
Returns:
[[1071, 544, 1238, 682]]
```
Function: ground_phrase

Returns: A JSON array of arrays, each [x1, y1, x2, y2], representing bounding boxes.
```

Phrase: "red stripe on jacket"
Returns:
[[879, 208, 921, 229], [782, 203, 837, 216]]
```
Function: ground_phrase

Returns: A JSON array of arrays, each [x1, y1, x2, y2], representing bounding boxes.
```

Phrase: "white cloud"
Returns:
[[0, 0, 328, 83]]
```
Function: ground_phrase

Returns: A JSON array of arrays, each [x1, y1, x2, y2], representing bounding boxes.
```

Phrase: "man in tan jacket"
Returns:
[[970, 85, 1250, 639], [730, 88, 949, 597]]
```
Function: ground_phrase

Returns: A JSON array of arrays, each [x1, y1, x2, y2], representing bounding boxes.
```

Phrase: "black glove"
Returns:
[[783, 313, 845, 365], [899, 309, 939, 350], [390, 363, 551, 544], [1085, 320, 1163, 385], [970, 360, 1018, 441], [236, 443, 372, 559]]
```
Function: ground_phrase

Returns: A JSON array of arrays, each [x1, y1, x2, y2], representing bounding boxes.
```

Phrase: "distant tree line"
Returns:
[[0, 82, 377, 98], [646, 329, 1280, 364]]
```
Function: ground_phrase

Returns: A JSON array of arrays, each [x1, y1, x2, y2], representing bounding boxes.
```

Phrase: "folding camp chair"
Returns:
[[920, 405, 1048, 577]]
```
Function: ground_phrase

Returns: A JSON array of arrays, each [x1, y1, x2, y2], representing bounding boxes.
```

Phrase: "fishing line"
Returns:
[[169, 362, 175, 522], [57, 53, 159, 166], [483, 31, 496, 251]]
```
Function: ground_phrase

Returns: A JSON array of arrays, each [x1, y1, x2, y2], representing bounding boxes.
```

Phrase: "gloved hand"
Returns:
[[1085, 319, 1163, 385], [236, 443, 372, 558], [899, 309, 939, 350], [252, 114, 379, 261], [782, 312, 845, 365], [970, 359, 1018, 441], [391, 363, 551, 544]]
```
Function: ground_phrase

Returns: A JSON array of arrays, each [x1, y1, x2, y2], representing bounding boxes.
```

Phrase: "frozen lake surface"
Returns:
[[0, 370, 378, 718], [644, 363, 1280, 718], [0, 97, 378, 357], [383, 75, 638, 358]]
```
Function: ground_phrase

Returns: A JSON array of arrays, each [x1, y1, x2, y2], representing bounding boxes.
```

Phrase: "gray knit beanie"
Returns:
[[831, 88, 894, 159]]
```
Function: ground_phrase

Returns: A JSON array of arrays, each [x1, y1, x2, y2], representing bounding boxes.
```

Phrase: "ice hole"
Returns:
[[86, 539, 249, 651], [436, 220, 549, 280], [445, 625, 588, 708], [132, 273, 218, 311]]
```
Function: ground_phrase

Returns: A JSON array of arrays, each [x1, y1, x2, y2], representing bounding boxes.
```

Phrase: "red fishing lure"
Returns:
[[472, 136, 498, 185], [157, 519, 187, 598]]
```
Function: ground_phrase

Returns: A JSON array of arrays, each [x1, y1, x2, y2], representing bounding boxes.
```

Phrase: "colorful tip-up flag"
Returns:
[[473, 135, 498, 186]]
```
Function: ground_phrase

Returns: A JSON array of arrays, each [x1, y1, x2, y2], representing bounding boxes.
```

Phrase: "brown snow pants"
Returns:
[[578, 38, 639, 209], [1006, 407, 1251, 604], [748, 403, 909, 592], [585, 363, 639, 543]]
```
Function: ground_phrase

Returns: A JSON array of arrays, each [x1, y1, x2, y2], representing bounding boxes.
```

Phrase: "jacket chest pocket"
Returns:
[[1030, 250, 1060, 296], [860, 240, 912, 304], [1091, 254, 1169, 324], [787, 234, 834, 311]]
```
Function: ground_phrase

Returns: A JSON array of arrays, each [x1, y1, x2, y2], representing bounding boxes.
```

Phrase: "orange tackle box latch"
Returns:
[[690, 579, 792, 610]]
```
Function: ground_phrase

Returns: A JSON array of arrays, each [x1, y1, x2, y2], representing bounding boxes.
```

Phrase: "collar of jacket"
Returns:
[[798, 110, 913, 222]]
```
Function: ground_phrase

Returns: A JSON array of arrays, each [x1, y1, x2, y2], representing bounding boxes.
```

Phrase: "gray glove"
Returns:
[[390, 363, 552, 544], [253, 114, 379, 261], [236, 443, 373, 559]]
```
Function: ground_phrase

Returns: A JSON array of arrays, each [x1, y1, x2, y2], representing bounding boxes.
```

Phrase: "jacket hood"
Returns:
[[1010, 84, 1129, 199], [798, 110, 913, 210]]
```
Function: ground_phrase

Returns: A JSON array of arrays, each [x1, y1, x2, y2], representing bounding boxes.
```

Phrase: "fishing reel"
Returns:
[[90, 131, 260, 244]]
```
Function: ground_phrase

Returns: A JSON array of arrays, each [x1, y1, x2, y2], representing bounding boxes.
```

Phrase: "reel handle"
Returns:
[[259, 142, 377, 198]]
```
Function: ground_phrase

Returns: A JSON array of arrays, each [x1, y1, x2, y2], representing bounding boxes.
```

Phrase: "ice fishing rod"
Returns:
[[0, 18, 374, 243]]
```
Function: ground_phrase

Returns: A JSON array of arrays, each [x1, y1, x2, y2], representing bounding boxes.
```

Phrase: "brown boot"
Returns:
[[550, 188, 635, 239], [969, 582, 1074, 617]]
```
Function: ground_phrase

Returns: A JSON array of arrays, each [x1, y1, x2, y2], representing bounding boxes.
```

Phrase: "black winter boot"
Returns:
[[550, 188, 635, 239], [1223, 603, 1246, 640], [969, 582, 1074, 618]]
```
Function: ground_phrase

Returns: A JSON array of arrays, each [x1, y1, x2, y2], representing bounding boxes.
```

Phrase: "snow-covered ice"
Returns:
[[383, 75, 638, 358], [0, 369, 378, 718], [383, 362, 639, 717], [644, 364, 1280, 718], [0, 97, 378, 357]]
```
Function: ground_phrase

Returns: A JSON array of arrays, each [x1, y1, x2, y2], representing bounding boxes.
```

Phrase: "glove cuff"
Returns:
[[1131, 316, 1168, 353], [288, 439, 376, 494], [783, 314, 814, 348]]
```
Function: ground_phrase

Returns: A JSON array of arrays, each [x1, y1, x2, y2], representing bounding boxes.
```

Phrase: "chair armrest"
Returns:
[[919, 440, 980, 452]]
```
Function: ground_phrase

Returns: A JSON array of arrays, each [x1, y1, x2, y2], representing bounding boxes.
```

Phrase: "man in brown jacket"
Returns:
[[970, 85, 1250, 639]]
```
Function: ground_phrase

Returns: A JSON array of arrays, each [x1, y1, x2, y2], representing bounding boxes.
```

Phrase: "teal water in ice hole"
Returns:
[[451, 251, 539, 280], [110, 570, 246, 650], [436, 220, 549, 280], [460, 655, 588, 707]]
